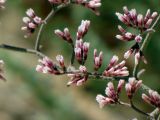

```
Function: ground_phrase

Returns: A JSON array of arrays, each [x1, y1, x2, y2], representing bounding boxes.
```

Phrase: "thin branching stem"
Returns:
[[35, 3, 70, 51], [133, 15, 160, 78]]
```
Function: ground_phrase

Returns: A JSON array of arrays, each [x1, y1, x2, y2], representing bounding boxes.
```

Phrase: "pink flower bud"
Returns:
[[23, 17, 31, 24], [79, 65, 87, 73], [135, 35, 142, 43], [75, 47, 82, 62], [56, 55, 65, 68], [124, 49, 133, 59], [123, 6, 129, 14], [118, 25, 126, 34], [96, 95, 114, 108], [145, 19, 153, 28], [135, 52, 140, 65], [77, 20, 90, 40], [151, 12, 158, 19], [137, 14, 143, 27], [26, 8, 35, 18], [117, 79, 125, 93]]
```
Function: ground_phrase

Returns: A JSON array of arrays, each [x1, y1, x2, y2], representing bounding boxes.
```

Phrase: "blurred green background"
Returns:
[[0, 0, 160, 120]]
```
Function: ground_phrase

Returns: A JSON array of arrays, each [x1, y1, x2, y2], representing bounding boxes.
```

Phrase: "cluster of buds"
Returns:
[[96, 80, 125, 108], [0, 0, 6, 9], [73, 0, 101, 15], [21, 8, 43, 38], [125, 77, 142, 99], [36, 57, 60, 75], [48, 0, 68, 4], [124, 43, 147, 65], [142, 90, 160, 109], [77, 20, 90, 40], [116, 6, 158, 31], [56, 55, 66, 70], [55, 28, 73, 43], [74, 39, 90, 64], [103, 55, 129, 77], [0, 60, 5, 81], [116, 25, 142, 43], [67, 65, 88, 86], [93, 49, 103, 71]]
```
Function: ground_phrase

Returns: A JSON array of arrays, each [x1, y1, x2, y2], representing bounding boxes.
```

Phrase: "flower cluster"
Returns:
[[0, 60, 5, 81], [55, 20, 90, 64], [116, 6, 158, 31], [142, 90, 160, 109], [103, 55, 129, 77], [48, 0, 68, 4], [0, 0, 6, 9], [36, 57, 60, 74], [73, 0, 101, 15], [21, 8, 43, 38], [55, 28, 73, 43], [115, 7, 156, 65], [67, 65, 88, 86], [94, 49, 103, 71], [96, 80, 125, 108], [75, 39, 90, 64], [116, 26, 142, 43], [125, 77, 142, 99], [96, 77, 143, 108]]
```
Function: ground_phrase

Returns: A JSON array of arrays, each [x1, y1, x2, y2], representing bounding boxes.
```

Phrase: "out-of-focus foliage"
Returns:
[[0, 0, 160, 120]]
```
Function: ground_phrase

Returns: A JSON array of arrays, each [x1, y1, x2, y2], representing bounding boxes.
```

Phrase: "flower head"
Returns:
[[103, 55, 129, 77], [36, 57, 60, 74], [94, 49, 103, 71], [77, 20, 90, 40], [96, 80, 125, 108], [55, 28, 73, 43], [125, 77, 142, 99], [22, 8, 42, 38], [116, 6, 158, 31], [142, 90, 160, 109], [67, 66, 88, 86]]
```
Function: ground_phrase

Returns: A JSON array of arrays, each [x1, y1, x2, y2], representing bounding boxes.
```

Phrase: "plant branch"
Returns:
[[0, 44, 46, 58], [132, 15, 160, 78], [35, 3, 70, 51]]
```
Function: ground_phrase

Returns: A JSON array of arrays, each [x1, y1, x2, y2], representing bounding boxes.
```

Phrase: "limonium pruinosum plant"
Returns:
[[1, 1, 160, 119]]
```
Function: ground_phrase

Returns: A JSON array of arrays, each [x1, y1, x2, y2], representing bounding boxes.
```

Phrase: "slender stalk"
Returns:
[[0, 44, 46, 58], [35, 3, 70, 51], [130, 100, 150, 117], [133, 15, 160, 78], [119, 101, 151, 118]]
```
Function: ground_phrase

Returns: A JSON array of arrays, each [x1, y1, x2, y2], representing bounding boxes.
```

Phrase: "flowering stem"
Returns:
[[133, 15, 160, 78], [35, 3, 70, 51]]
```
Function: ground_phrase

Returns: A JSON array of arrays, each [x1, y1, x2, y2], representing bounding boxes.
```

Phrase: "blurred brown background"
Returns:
[[0, 0, 160, 120]]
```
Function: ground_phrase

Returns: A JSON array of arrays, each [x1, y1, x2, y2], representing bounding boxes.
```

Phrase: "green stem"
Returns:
[[35, 3, 70, 51]]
